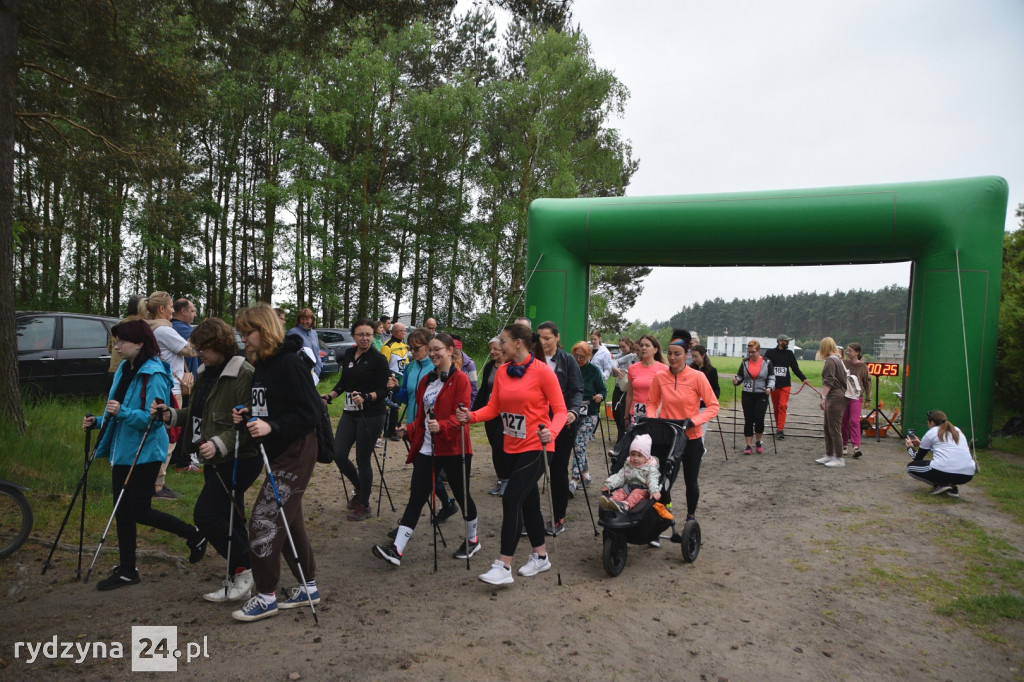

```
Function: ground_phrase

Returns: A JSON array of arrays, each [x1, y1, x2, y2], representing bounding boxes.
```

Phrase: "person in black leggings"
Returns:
[[372, 333, 478, 565], [323, 318, 389, 521], [475, 338, 511, 495]]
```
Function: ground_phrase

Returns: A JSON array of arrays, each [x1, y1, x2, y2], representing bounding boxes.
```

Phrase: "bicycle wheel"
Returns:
[[0, 486, 33, 559]]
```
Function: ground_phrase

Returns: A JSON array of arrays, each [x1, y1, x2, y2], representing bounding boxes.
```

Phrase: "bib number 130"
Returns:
[[501, 412, 526, 439]]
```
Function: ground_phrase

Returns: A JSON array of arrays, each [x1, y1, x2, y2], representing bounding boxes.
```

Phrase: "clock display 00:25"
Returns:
[[866, 362, 899, 377]]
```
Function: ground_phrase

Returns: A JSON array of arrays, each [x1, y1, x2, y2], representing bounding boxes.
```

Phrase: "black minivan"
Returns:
[[16, 311, 120, 398]]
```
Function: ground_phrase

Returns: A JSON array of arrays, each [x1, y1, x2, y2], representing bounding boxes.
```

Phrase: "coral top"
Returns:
[[470, 356, 568, 453]]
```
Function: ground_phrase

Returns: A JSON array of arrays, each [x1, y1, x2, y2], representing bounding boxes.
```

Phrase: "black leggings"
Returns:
[[398, 453, 477, 530], [500, 450, 549, 556], [193, 456, 264, 572], [551, 420, 579, 521], [680, 437, 704, 517], [906, 460, 974, 488], [112, 461, 196, 572], [612, 386, 628, 444], [334, 411, 385, 506], [485, 418, 511, 479], [741, 392, 769, 437]]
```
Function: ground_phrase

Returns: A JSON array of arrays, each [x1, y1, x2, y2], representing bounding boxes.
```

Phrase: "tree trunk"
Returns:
[[0, 0, 25, 430]]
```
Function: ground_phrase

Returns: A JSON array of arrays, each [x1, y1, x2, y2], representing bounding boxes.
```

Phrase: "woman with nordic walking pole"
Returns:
[[456, 323, 567, 586], [324, 318, 390, 522], [151, 318, 261, 602], [82, 319, 206, 590], [230, 303, 322, 622], [732, 340, 775, 455], [371, 333, 479, 568]]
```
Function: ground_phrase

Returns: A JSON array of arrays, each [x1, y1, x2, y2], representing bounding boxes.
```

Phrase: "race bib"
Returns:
[[343, 391, 359, 411], [774, 366, 788, 376], [501, 412, 526, 439], [633, 402, 647, 418], [191, 416, 202, 444], [743, 379, 754, 391], [252, 387, 268, 417]]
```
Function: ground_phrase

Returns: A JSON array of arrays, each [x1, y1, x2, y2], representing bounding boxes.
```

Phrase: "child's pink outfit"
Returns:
[[602, 434, 661, 511]]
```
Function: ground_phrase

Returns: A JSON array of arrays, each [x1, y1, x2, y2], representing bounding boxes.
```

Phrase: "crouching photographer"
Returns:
[[905, 410, 978, 498]]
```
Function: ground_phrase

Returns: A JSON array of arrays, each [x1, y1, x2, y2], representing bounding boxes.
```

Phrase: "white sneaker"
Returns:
[[825, 457, 846, 467], [517, 552, 552, 577], [478, 559, 514, 585], [204, 569, 253, 603], [815, 455, 832, 464]]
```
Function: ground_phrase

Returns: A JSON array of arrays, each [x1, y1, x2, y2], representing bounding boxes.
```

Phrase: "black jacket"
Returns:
[[547, 349, 584, 416], [472, 359, 499, 412], [250, 335, 321, 459], [331, 345, 390, 417], [763, 347, 807, 389]]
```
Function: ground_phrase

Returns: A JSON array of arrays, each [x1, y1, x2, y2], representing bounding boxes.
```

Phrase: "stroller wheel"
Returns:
[[680, 519, 701, 563], [602, 531, 628, 577]]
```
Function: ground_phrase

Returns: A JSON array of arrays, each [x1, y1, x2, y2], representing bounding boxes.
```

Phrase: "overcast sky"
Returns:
[[478, 1, 1024, 324]]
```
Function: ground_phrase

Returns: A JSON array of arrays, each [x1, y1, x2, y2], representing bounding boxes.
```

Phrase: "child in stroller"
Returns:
[[598, 418, 700, 575], [599, 434, 661, 513]]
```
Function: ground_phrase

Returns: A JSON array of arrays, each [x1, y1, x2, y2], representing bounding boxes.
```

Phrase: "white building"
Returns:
[[706, 335, 802, 358], [874, 333, 905, 363]]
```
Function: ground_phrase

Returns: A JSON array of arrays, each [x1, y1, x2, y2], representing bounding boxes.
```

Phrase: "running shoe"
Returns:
[[946, 487, 960, 498], [776, 430, 785, 440], [825, 457, 846, 467], [815, 455, 832, 464], [204, 569, 253, 603], [153, 486, 182, 500], [517, 552, 551, 577], [347, 490, 360, 510], [478, 560, 514, 585], [544, 519, 565, 536], [347, 504, 373, 521], [453, 539, 481, 559], [488, 480, 506, 496], [373, 543, 402, 566], [755, 442, 764, 454], [568, 479, 578, 497], [435, 500, 459, 524], [649, 539, 661, 548], [853, 449, 863, 459], [97, 565, 140, 591], [279, 585, 320, 609], [744, 446, 752, 456], [930, 484, 953, 496], [232, 594, 278, 622]]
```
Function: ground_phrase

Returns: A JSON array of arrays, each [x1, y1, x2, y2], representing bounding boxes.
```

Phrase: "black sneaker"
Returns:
[[544, 519, 565, 537], [153, 486, 182, 500], [435, 500, 459, 524], [945, 486, 960, 498], [853, 449, 863, 459], [187, 530, 208, 563], [97, 565, 140, 591], [776, 430, 785, 440], [453, 539, 481, 559], [372, 543, 402, 567], [387, 526, 398, 540]]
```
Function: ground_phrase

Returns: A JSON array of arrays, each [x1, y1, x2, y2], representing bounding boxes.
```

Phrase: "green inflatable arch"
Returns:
[[524, 176, 1008, 446]]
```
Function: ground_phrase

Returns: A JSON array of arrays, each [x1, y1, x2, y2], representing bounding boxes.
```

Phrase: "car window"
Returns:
[[320, 331, 343, 343], [63, 317, 110, 349], [17, 316, 56, 352]]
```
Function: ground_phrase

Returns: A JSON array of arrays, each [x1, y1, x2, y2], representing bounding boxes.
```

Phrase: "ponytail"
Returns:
[[927, 410, 959, 445]]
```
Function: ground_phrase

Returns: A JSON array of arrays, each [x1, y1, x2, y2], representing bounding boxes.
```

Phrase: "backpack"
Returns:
[[842, 362, 862, 400]]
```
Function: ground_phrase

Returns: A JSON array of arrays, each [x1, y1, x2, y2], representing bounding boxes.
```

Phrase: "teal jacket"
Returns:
[[94, 356, 172, 466], [395, 356, 434, 424]]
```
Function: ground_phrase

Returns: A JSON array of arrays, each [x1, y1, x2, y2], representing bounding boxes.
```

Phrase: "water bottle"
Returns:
[[906, 429, 916, 458]]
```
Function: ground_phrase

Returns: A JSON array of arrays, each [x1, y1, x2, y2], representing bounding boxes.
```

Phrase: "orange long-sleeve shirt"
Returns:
[[646, 366, 720, 440], [470, 356, 567, 453]]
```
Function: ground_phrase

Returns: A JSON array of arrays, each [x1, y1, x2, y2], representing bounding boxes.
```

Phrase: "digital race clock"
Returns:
[[866, 362, 899, 377]]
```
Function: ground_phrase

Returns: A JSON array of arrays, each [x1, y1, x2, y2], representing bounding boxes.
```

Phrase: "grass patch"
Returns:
[[937, 594, 1024, 625], [975, 449, 1024, 525]]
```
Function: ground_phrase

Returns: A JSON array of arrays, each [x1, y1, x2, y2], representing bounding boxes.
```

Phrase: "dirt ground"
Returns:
[[2, 387, 1023, 681]]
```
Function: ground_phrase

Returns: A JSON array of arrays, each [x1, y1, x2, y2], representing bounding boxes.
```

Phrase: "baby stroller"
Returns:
[[598, 418, 700, 576]]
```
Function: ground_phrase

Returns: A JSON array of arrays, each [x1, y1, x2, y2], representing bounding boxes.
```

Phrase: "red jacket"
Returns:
[[406, 368, 473, 461]]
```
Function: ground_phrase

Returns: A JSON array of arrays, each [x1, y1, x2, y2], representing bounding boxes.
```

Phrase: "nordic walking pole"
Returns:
[[85, 402, 163, 583], [715, 416, 728, 461], [224, 405, 246, 600], [357, 400, 395, 513], [458, 403, 471, 571], [572, 432, 599, 537], [251, 421, 319, 625], [43, 411, 109, 576], [598, 408, 610, 473], [732, 385, 738, 449], [538, 425, 562, 586], [765, 395, 778, 455]]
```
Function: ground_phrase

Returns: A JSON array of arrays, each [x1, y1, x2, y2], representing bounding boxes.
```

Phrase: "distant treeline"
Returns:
[[653, 285, 910, 349]]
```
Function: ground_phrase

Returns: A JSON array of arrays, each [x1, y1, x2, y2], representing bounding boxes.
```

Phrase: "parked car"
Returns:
[[317, 329, 356, 363], [16, 311, 120, 397], [320, 346, 339, 375]]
